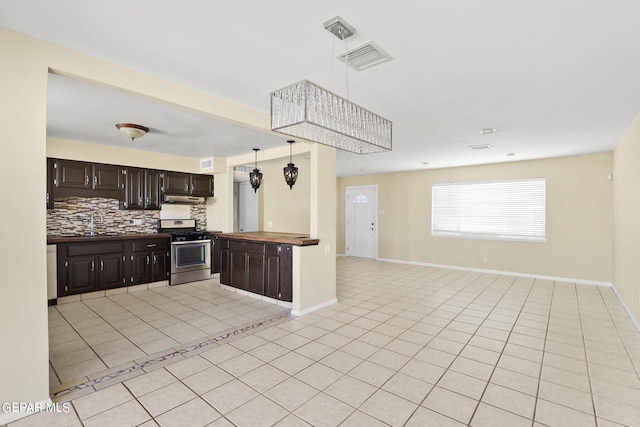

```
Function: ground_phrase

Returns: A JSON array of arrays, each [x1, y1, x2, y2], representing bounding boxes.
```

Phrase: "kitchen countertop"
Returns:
[[216, 231, 319, 246], [47, 233, 171, 244]]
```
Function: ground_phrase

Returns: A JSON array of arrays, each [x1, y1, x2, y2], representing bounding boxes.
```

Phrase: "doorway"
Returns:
[[234, 181, 258, 232], [345, 185, 377, 259]]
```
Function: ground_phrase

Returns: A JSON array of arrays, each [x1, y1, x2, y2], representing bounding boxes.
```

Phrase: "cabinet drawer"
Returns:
[[66, 241, 124, 257], [132, 239, 169, 252], [230, 240, 265, 253]]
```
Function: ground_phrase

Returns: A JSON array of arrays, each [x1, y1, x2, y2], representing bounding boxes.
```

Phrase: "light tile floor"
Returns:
[[8, 257, 640, 427]]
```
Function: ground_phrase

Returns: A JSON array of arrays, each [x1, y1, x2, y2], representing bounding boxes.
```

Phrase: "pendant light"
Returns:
[[249, 148, 263, 193], [283, 140, 298, 190]]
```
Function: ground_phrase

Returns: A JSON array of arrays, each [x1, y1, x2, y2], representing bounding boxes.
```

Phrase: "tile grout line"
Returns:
[[50, 310, 291, 402]]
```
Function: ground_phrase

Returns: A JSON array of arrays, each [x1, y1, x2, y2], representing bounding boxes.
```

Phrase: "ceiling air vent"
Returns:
[[468, 144, 492, 150], [337, 40, 393, 71]]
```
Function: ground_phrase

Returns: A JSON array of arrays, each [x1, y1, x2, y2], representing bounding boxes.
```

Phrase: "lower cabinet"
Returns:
[[57, 237, 170, 297], [131, 239, 169, 285], [219, 239, 293, 302], [58, 241, 126, 296]]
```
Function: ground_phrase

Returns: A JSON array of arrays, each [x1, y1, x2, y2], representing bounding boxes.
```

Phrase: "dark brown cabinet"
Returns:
[[164, 171, 214, 197], [131, 239, 169, 285], [51, 159, 92, 190], [57, 241, 126, 296], [145, 169, 162, 210], [93, 164, 124, 191], [48, 158, 214, 206], [219, 238, 292, 302], [49, 158, 124, 200], [124, 167, 145, 210], [191, 174, 214, 197], [56, 237, 170, 296], [124, 168, 162, 210]]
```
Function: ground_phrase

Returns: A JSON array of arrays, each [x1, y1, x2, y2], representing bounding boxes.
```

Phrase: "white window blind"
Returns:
[[432, 178, 546, 242]]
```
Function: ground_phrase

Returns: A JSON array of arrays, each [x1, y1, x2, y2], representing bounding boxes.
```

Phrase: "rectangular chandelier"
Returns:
[[271, 80, 392, 154]]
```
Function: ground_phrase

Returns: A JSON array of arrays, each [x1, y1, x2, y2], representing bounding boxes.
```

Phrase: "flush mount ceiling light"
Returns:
[[249, 148, 263, 193], [283, 140, 299, 190], [115, 123, 149, 141], [270, 17, 392, 155]]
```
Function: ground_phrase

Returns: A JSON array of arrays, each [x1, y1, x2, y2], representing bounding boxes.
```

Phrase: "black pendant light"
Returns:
[[249, 148, 263, 193], [283, 140, 299, 190]]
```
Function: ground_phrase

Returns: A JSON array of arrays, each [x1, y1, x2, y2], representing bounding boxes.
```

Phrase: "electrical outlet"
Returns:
[[324, 244, 331, 254], [267, 221, 273, 228], [133, 219, 142, 226], [483, 256, 488, 263]]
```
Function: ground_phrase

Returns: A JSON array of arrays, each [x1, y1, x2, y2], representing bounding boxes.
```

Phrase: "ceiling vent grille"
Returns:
[[469, 144, 492, 150], [233, 165, 254, 173], [337, 40, 393, 71]]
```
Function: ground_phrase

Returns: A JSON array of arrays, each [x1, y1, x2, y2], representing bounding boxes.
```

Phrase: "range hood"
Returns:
[[162, 194, 206, 204]]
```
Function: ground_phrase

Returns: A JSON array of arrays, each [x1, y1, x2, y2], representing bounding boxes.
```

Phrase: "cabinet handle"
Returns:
[[153, 255, 157, 264], [146, 243, 157, 248], [146, 197, 149, 204], [146, 255, 150, 265], [85, 175, 89, 186], [94, 175, 98, 186], [101, 260, 104, 270], [91, 261, 95, 271], [139, 196, 142, 205]]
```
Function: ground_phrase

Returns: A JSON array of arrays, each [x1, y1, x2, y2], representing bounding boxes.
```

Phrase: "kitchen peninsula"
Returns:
[[215, 232, 319, 303]]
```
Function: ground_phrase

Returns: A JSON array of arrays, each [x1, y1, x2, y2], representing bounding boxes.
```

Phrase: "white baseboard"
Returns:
[[0, 397, 53, 425], [291, 298, 338, 317], [375, 257, 613, 287], [610, 286, 640, 332]]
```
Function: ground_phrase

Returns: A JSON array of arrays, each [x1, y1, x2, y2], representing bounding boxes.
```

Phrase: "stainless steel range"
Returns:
[[158, 219, 211, 285]]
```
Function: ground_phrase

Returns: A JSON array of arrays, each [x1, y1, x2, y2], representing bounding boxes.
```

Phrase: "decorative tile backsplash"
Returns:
[[47, 197, 208, 236]]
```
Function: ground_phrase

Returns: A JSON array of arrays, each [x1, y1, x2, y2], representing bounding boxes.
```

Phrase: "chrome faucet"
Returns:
[[89, 210, 105, 237]]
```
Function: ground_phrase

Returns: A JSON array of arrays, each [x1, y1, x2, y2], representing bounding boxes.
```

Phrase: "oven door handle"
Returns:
[[171, 240, 212, 245]]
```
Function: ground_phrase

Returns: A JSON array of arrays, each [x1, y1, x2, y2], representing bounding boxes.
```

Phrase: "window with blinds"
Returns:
[[431, 178, 546, 242]]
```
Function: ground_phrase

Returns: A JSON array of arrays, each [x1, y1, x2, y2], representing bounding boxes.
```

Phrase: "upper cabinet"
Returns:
[[47, 158, 213, 209], [123, 168, 162, 210], [164, 171, 214, 197], [49, 159, 124, 201]]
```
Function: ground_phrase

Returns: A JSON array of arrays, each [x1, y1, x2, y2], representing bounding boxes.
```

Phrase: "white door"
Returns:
[[238, 182, 258, 232], [346, 186, 377, 258]]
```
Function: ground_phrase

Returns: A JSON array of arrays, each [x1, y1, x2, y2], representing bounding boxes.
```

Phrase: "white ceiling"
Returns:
[[2, 0, 639, 176]]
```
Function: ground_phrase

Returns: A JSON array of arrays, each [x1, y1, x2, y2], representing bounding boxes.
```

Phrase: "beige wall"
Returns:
[[47, 137, 202, 172], [338, 153, 613, 283], [0, 28, 50, 422], [613, 114, 640, 323], [260, 155, 311, 234]]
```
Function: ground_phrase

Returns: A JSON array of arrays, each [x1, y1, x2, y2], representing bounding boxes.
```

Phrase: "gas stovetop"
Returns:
[[158, 219, 210, 241]]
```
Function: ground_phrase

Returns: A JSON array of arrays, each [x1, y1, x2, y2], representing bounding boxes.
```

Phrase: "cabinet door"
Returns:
[[219, 248, 230, 285], [163, 171, 190, 195], [145, 169, 162, 210], [98, 254, 125, 290], [151, 250, 169, 281], [191, 174, 214, 197], [124, 167, 144, 210], [131, 252, 152, 285], [230, 250, 247, 290], [93, 164, 124, 191], [265, 254, 280, 299], [279, 245, 293, 302], [46, 158, 54, 209], [247, 252, 265, 295], [67, 255, 96, 294], [53, 159, 91, 189]]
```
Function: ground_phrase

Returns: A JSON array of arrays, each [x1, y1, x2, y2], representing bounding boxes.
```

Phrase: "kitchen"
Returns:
[[1, 26, 337, 423]]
